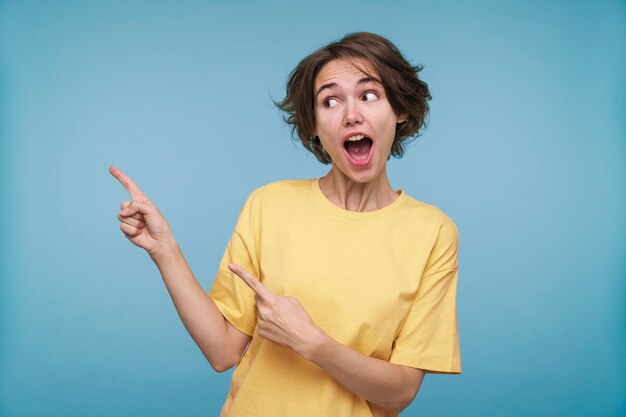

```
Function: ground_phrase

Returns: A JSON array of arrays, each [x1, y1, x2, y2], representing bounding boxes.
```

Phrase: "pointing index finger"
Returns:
[[109, 165, 151, 203], [228, 263, 272, 300]]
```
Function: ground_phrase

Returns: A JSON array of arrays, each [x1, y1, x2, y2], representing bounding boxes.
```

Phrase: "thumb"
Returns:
[[121, 200, 153, 217]]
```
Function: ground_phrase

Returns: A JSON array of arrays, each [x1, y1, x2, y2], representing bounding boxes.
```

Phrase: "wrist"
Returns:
[[300, 327, 333, 363], [148, 237, 180, 263]]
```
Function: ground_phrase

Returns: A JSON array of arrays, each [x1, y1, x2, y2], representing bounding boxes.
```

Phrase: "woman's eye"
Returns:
[[324, 98, 339, 108], [363, 91, 378, 101]]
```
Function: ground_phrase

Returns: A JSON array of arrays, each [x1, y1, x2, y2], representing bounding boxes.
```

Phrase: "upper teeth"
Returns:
[[346, 135, 365, 141]]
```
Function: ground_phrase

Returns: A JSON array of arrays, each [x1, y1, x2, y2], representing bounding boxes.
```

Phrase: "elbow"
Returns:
[[389, 397, 415, 414], [390, 383, 421, 414], [206, 352, 240, 373], [389, 400, 411, 414], [210, 360, 233, 373], [209, 355, 240, 373]]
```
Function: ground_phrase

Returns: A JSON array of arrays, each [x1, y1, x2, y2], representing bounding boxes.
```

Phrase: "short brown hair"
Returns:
[[275, 32, 432, 164]]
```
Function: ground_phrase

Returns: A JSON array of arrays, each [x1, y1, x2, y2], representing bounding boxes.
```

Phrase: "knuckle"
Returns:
[[258, 309, 271, 321], [121, 223, 137, 235]]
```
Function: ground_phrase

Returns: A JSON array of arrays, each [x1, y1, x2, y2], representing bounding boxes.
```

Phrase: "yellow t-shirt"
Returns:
[[209, 179, 461, 417]]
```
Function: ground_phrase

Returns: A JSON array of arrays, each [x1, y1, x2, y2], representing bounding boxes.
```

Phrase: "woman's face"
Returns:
[[314, 58, 406, 184]]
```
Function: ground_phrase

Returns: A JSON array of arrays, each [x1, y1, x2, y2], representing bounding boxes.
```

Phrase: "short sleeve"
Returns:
[[209, 192, 261, 337], [389, 218, 462, 374]]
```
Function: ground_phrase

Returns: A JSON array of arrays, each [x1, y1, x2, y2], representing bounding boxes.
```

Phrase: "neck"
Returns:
[[318, 166, 399, 212]]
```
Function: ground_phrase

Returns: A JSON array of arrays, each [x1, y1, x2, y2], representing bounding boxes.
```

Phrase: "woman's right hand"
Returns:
[[109, 166, 175, 257]]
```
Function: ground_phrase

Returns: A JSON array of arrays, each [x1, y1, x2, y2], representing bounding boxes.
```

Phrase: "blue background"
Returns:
[[1, 1, 624, 416]]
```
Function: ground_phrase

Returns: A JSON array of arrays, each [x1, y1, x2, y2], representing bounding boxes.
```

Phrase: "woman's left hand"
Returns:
[[228, 263, 324, 357], [229, 264, 423, 412]]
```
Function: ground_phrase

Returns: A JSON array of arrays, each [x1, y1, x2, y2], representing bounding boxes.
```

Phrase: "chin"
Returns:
[[342, 164, 383, 184]]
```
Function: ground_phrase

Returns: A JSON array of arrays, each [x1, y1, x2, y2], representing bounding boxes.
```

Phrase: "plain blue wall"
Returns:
[[1, 1, 624, 416]]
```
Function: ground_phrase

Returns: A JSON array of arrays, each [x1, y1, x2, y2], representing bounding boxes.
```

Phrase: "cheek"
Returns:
[[317, 134, 335, 151], [378, 118, 399, 149], [315, 112, 338, 135], [313, 108, 321, 128], [314, 110, 326, 135]]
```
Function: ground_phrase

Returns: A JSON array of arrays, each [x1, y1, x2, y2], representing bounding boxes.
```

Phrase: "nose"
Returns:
[[342, 98, 363, 126]]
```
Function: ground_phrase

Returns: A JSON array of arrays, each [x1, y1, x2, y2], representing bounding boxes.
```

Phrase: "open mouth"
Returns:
[[343, 134, 374, 166]]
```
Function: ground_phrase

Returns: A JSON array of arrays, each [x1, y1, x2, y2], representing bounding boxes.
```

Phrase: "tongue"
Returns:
[[345, 139, 372, 160]]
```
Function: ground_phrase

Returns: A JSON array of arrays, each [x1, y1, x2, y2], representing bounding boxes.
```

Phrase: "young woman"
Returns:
[[111, 32, 461, 417]]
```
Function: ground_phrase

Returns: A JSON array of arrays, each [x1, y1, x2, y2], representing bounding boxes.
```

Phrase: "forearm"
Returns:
[[302, 332, 424, 413], [227, 264, 424, 411], [150, 241, 243, 371]]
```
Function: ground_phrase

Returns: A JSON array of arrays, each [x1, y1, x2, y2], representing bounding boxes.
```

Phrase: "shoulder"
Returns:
[[240, 179, 314, 212], [403, 197, 460, 275], [250, 179, 314, 199], [400, 194, 459, 238]]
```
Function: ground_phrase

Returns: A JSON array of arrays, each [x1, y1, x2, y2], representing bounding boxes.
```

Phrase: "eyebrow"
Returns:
[[315, 77, 381, 98]]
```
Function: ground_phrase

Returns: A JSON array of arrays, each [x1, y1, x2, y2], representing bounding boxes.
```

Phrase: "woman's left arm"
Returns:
[[228, 264, 425, 413], [306, 331, 425, 413]]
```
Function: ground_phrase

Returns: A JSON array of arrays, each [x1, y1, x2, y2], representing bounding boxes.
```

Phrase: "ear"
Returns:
[[396, 113, 409, 124]]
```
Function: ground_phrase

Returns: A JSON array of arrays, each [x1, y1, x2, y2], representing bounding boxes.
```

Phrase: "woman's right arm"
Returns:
[[109, 166, 250, 372]]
